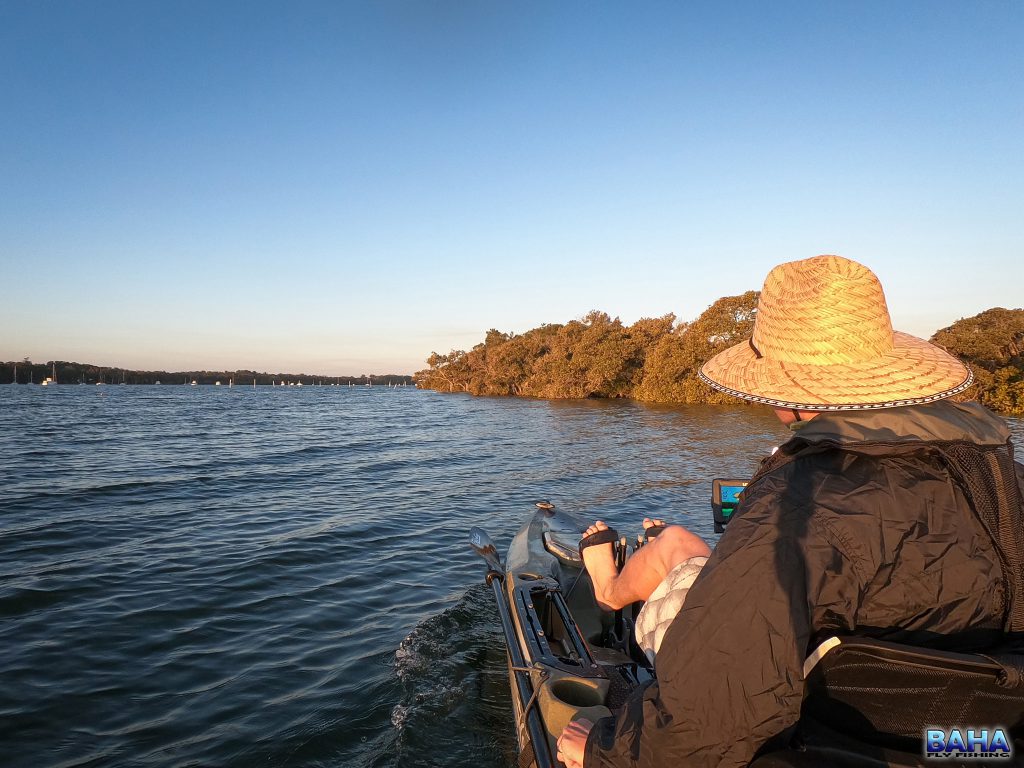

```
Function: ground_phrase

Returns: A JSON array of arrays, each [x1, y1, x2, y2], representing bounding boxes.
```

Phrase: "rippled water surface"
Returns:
[[2, 386, 1021, 768]]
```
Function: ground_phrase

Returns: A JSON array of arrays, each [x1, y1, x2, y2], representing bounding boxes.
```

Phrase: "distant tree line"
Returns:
[[0, 360, 412, 387], [415, 296, 1024, 417]]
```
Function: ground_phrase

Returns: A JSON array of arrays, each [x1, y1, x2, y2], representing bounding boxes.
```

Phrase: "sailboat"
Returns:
[[41, 362, 57, 386]]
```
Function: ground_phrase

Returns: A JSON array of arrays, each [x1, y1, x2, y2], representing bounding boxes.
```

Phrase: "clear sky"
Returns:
[[1, 1, 1021, 375]]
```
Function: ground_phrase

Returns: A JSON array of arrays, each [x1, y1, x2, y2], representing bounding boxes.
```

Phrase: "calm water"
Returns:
[[2, 387, 1021, 768]]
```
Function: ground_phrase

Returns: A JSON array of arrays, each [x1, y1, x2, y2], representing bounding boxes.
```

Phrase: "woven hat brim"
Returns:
[[699, 331, 974, 410]]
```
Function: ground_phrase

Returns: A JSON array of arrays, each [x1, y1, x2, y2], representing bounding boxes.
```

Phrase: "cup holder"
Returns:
[[550, 678, 604, 708]]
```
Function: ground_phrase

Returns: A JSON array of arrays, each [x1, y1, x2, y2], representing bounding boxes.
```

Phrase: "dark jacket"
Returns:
[[585, 400, 1024, 768]]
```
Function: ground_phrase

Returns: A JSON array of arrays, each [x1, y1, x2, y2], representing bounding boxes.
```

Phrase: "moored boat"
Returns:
[[41, 362, 58, 386]]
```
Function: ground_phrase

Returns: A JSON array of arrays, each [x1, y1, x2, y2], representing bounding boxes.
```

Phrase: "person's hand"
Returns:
[[556, 717, 594, 768]]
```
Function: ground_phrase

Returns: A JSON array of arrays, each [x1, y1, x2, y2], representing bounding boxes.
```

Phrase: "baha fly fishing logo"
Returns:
[[924, 727, 1013, 760]]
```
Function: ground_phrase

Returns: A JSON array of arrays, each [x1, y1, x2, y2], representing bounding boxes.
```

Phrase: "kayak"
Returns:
[[471, 501, 649, 767], [469, 492, 1024, 768], [471, 500, 655, 767]]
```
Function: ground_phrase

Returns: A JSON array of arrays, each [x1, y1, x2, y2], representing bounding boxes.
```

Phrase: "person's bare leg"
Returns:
[[580, 519, 711, 611]]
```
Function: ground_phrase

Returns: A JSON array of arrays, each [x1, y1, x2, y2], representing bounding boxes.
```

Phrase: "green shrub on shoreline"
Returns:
[[932, 308, 1024, 416], [415, 299, 1024, 417]]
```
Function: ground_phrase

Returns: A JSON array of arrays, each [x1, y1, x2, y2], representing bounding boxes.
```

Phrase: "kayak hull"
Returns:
[[497, 505, 652, 764]]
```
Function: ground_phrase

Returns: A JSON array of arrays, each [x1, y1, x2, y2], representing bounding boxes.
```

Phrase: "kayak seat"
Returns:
[[750, 635, 1024, 767]]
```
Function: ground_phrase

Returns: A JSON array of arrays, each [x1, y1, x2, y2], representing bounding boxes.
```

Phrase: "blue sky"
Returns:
[[1, 1, 1021, 375]]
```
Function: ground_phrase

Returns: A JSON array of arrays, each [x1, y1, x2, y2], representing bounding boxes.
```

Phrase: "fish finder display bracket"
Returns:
[[711, 478, 748, 533]]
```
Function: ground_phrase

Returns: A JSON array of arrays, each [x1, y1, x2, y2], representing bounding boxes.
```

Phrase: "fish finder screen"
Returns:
[[720, 485, 744, 505], [712, 478, 748, 532]]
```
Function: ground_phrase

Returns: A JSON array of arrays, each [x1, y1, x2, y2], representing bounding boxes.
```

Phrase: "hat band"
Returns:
[[697, 369, 975, 411]]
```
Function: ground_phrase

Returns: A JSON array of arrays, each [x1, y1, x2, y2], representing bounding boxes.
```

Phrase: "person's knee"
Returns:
[[653, 525, 711, 569]]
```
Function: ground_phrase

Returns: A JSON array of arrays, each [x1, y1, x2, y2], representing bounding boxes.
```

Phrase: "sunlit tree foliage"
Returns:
[[415, 295, 755, 404], [417, 298, 1024, 416], [635, 292, 758, 403], [931, 308, 1024, 415]]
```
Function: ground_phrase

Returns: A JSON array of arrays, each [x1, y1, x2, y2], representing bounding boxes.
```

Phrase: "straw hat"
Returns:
[[699, 255, 973, 410]]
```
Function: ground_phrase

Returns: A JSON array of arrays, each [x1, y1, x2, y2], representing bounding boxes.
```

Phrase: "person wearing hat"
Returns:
[[557, 255, 1024, 768]]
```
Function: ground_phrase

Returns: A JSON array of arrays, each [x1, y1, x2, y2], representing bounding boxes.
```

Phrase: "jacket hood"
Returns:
[[792, 400, 1011, 447]]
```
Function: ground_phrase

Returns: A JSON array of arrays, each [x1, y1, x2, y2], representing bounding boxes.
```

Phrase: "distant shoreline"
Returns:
[[1, 361, 413, 387]]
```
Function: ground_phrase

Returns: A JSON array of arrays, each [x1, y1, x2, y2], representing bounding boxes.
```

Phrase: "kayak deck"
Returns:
[[501, 505, 652, 759]]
